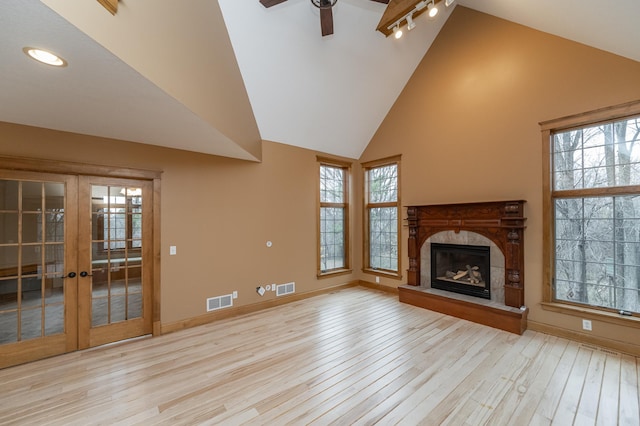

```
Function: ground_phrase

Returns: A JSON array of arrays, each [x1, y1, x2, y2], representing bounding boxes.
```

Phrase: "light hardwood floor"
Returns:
[[1, 287, 638, 425]]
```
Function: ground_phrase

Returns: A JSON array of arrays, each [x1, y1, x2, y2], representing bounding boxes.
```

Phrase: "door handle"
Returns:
[[80, 271, 93, 277], [65, 272, 77, 278]]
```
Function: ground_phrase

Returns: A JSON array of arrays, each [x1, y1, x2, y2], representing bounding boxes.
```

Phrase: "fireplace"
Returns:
[[399, 200, 528, 334], [431, 243, 491, 300]]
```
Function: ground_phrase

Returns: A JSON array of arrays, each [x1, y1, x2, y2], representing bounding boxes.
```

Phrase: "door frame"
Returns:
[[0, 155, 162, 366]]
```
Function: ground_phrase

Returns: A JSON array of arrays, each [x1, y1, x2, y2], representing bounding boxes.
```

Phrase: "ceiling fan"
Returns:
[[259, 0, 391, 37]]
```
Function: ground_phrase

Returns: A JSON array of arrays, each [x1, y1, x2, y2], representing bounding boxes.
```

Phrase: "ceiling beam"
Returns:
[[96, 0, 117, 15]]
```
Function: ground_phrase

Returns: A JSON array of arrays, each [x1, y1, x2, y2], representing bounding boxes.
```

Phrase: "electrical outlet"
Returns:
[[375, 276, 380, 284], [582, 319, 592, 331]]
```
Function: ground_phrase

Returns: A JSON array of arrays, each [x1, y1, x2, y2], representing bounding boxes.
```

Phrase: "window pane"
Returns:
[[368, 165, 397, 203], [320, 207, 345, 271], [554, 117, 640, 190], [554, 194, 640, 313], [22, 182, 42, 211], [44, 183, 64, 210], [320, 165, 344, 203], [0, 212, 18, 244], [0, 246, 18, 278], [369, 207, 398, 271], [22, 212, 41, 243], [0, 179, 19, 210]]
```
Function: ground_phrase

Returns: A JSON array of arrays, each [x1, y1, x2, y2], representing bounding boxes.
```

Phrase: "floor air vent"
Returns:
[[276, 282, 295, 297], [207, 294, 233, 312]]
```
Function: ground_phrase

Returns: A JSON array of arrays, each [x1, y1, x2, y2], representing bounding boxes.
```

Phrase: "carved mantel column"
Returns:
[[406, 200, 526, 309]]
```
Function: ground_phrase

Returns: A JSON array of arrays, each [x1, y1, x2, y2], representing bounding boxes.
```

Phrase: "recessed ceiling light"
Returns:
[[23, 47, 67, 67]]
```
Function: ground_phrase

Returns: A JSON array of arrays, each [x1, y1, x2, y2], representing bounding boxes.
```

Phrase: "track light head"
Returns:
[[393, 25, 403, 39], [445, 0, 455, 6], [406, 14, 416, 31], [428, 1, 439, 18]]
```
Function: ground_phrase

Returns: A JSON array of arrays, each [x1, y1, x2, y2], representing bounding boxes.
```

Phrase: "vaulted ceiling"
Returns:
[[2, 1, 639, 161]]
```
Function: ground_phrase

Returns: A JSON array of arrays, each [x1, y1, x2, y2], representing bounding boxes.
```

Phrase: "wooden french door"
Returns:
[[0, 171, 153, 368], [77, 176, 153, 349]]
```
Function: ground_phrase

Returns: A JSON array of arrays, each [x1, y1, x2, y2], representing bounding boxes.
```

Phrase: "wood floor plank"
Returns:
[[552, 346, 594, 425], [619, 354, 640, 425], [574, 348, 607, 425], [597, 353, 621, 426], [0, 287, 638, 425], [502, 336, 569, 424], [531, 339, 581, 422]]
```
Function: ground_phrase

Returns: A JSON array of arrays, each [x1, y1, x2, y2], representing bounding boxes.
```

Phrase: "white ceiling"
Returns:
[[1, 0, 639, 161]]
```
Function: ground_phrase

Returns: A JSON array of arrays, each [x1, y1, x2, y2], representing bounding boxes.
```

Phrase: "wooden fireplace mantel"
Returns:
[[406, 200, 527, 308]]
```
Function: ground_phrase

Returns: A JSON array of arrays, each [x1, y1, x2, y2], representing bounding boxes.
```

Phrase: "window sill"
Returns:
[[317, 269, 352, 279], [541, 301, 640, 329], [363, 268, 403, 280]]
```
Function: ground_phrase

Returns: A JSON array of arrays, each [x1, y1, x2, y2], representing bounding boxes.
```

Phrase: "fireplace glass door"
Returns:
[[431, 243, 491, 299]]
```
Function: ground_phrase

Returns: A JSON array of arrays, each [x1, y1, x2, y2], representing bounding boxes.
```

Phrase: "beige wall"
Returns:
[[360, 7, 640, 349], [0, 122, 357, 324]]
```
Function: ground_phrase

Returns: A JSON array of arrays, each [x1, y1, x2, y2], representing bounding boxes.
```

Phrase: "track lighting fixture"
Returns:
[[445, 0, 455, 6], [393, 25, 403, 39], [387, 0, 446, 40], [406, 14, 416, 31], [428, 1, 439, 18]]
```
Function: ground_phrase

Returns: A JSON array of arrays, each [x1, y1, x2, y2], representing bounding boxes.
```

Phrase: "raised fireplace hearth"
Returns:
[[399, 200, 528, 334]]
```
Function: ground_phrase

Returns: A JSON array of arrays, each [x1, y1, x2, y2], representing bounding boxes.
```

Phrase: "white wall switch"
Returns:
[[169, 246, 177, 255], [232, 291, 238, 299]]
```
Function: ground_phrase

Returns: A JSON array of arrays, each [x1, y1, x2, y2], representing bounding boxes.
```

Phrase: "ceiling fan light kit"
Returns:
[[259, 0, 454, 37]]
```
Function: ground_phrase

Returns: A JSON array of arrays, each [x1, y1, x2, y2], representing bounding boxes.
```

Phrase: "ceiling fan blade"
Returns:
[[260, 0, 288, 7], [320, 6, 334, 36]]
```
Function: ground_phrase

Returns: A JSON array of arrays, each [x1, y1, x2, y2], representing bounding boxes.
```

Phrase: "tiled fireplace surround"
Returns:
[[399, 200, 528, 334]]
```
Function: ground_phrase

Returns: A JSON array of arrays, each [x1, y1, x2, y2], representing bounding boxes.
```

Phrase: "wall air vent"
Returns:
[[276, 282, 295, 297], [207, 294, 233, 312]]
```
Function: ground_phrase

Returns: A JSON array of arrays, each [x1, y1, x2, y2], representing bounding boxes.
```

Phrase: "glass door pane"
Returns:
[[0, 179, 66, 344], [90, 185, 144, 327]]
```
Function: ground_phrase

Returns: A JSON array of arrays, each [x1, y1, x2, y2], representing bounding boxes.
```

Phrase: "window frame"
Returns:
[[541, 99, 640, 327], [362, 155, 402, 279], [317, 156, 352, 278]]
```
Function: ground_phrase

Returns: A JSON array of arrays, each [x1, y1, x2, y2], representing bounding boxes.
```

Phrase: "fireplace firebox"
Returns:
[[430, 243, 491, 299]]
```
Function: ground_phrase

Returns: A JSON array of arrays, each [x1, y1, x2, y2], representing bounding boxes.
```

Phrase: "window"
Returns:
[[543, 101, 640, 316], [317, 157, 350, 276], [363, 155, 401, 277]]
